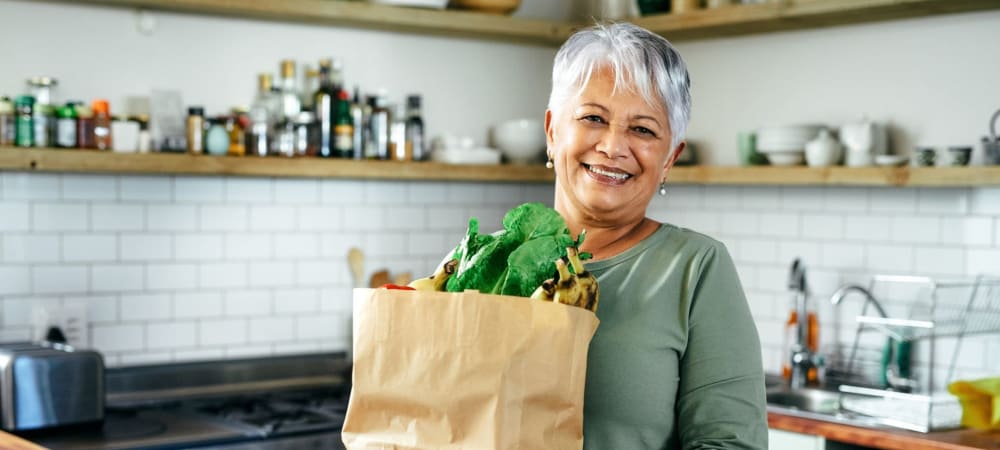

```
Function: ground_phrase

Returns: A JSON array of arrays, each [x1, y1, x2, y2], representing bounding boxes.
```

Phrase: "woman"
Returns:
[[544, 23, 768, 449]]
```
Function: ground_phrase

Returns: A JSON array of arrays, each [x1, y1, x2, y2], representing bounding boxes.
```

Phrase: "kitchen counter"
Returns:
[[769, 411, 1000, 449], [0, 430, 48, 449]]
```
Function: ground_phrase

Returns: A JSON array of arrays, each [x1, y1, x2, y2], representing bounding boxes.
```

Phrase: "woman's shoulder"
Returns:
[[656, 222, 730, 257]]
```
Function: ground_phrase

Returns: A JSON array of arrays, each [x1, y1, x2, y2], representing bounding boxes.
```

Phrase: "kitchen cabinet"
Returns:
[[4, 147, 1000, 186], [42, 0, 1000, 46]]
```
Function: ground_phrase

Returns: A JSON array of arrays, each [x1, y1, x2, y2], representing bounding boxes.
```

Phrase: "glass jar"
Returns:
[[75, 105, 96, 149], [91, 99, 112, 150], [55, 104, 77, 148], [186, 106, 205, 154], [14, 95, 35, 147], [226, 110, 246, 157], [0, 97, 15, 146], [33, 104, 56, 148], [294, 111, 317, 157], [27, 76, 58, 106], [205, 118, 229, 156]]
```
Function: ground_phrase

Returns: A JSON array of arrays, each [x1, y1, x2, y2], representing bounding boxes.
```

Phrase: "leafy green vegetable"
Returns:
[[445, 202, 583, 298]]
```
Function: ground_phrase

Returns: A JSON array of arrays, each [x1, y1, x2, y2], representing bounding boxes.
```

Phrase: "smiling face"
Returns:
[[546, 66, 684, 227]]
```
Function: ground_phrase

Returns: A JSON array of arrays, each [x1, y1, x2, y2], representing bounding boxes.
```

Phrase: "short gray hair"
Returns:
[[547, 22, 691, 149]]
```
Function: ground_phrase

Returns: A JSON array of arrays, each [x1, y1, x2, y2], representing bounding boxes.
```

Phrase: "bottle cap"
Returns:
[[27, 76, 57, 87], [15, 95, 36, 106], [281, 59, 296, 78], [188, 106, 205, 116], [91, 99, 110, 114], [407, 95, 421, 109], [56, 105, 76, 118]]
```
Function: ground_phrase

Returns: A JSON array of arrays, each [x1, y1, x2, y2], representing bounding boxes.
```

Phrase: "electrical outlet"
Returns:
[[31, 303, 89, 348]]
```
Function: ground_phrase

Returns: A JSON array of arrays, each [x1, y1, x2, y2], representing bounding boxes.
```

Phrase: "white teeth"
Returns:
[[587, 165, 630, 180]]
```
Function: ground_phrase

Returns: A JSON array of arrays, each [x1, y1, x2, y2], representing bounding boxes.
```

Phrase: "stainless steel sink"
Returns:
[[765, 386, 887, 429]]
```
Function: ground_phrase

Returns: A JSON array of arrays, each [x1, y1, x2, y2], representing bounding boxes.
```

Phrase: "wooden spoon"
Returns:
[[347, 247, 365, 289]]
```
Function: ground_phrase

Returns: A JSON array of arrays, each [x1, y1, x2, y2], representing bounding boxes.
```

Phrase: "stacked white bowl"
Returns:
[[756, 125, 825, 166]]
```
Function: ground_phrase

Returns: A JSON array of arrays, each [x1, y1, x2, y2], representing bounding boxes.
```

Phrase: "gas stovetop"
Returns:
[[20, 353, 351, 450]]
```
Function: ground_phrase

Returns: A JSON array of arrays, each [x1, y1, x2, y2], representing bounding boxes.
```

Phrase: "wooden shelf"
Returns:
[[0, 147, 555, 183], [39, 0, 1000, 46], [633, 0, 1000, 42], [3, 147, 1000, 186]]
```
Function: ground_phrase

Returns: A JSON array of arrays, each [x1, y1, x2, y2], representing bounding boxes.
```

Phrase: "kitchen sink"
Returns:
[[767, 388, 842, 415]]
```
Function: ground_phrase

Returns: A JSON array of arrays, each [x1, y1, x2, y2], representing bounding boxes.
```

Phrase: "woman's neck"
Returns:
[[560, 210, 659, 262]]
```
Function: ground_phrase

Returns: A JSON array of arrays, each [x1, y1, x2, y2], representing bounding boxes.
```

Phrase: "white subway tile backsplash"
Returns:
[[824, 187, 869, 212], [467, 207, 504, 232], [801, 213, 844, 240], [33, 203, 88, 231], [274, 179, 320, 205], [295, 260, 342, 286], [721, 212, 760, 236], [32, 265, 88, 294], [740, 186, 781, 210], [966, 249, 1000, 275], [175, 234, 224, 260], [321, 180, 365, 205], [320, 232, 363, 260], [297, 207, 341, 231], [92, 204, 144, 231], [92, 324, 144, 352], [446, 183, 486, 203], [483, 183, 523, 205], [777, 241, 822, 267], [121, 293, 172, 321], [658, 185, 703, 209], [341, 206, 384, 232], [669, 211, 721, 234], [146, 264, 198, 290], [703, 186, 744, 209], [296, 314, 341, 340], [969, 187, 1000, 214], [913, 247, 966, 276], [91, 264, 145, 292], [938, 216, 993, 246], [781, 187, 827, 211], [248, 317, 294, 343], [755, 265, 786, 293], [174, 292, 224, 319], [225, 233, 272, 259], [406, 232, 448, 257], [426, 206, 470, 232], [3, 234, 59, 262], [364, 181, 408, 204], [147, 205, 198, 231], [62, 175, 117, 201], [121, 234, 173, 261], [888, 215, 941, 244], [226, 178, 274, 204], [120, 176, 172, 202], [200, 206, 248, 232], [2, 296, 51, 326], [869, 188, 917, 213], [199, 319, 247, 345], [819, 243, 865, 270], [274, 288, 318, 313], [406, 182, 449, 205], [320, 288, 352, 313], [523, 185, 553, 204], [248, 262, 295, 287], [917, 188, 969, 214], [64, 295, 117, 322], [843, 215, 891, 242], [174, 177, 225, 203], [757, 212, 799, 238], [200, 262, 248, 288], [0, 202, 30, 231], [363, 233, 408, 257], [3, 174, 60, 200], [386, 206, 428, 231], [274, 234, 320, 259], [738, 239, 779, 264], [63, 233, 117, 262], [249, 206, 297, 231], [225, 290, 271, 316], [0, 327, 31, 342], [867, 245, 915, 273]]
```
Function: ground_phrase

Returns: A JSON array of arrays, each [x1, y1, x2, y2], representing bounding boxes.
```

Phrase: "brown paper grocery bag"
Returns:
[[343, 288, 599, 450]]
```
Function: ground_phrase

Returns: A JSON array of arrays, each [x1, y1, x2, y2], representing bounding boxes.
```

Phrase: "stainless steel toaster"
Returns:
[[0, 342, 105, 431]]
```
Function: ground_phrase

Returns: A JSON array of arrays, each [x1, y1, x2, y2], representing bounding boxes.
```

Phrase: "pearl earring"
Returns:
[[545, 157, 554, 169], [659, 182, 667, 196]]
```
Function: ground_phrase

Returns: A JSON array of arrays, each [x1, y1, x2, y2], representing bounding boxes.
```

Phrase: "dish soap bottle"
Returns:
[[781, 258, 820, 383]]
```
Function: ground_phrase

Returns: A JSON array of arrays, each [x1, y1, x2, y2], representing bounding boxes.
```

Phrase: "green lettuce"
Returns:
[[445, 202, 586, 298]]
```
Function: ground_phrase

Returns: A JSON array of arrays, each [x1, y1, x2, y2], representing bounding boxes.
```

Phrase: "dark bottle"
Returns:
[[14, 95, 34, 147], [350, 87, 365, 160], [405, 94, 426, 161], [313, 59, 337, 158], [333, 89, 354, 158], [75, 105, 96, 149], [369, 94, 391, 160], [0, 97, 15, 146]]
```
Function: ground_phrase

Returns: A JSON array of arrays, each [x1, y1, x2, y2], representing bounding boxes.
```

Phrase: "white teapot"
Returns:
[[840, 117, 888, 167], [805, 129, 842, 167]]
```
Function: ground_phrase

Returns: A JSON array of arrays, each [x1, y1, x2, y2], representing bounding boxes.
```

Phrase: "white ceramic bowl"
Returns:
[[491, 119, 546, 164], [764, 151, 805, 166]]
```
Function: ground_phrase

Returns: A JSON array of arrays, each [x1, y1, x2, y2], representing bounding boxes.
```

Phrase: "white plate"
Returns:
[[766, 152, 805, 166], [758, 143, 806, 152], [875, 155, 908, 167]]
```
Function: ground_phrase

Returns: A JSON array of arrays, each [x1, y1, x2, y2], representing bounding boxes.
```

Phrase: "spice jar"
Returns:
[[75, 105, 96, 149], [205, 117, 229, 156], [55, 103, 77, 148], [294, 111, 317, 157], [226, 110, 246, 157], [0, 97, 15, 146], [91, 99, 112, 150], [186, 106, 205, 154], [26, 76, 58, 106], [14, 95, 35, 147], [33, 104, 55, 148]]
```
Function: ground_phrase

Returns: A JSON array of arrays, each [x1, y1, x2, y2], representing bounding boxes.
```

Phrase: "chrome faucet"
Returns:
[[829, 284, 888, 319], [787, 258, 813, 389]]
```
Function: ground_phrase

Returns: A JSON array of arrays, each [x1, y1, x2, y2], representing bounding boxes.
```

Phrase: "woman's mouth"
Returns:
[[583, 163, 633, 183]]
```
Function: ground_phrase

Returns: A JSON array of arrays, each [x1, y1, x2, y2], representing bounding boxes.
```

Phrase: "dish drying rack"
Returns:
[[836, 274, 1000, 432]]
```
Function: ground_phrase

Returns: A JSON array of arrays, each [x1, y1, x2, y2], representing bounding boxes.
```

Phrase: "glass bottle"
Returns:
[[14, 95, 35, 148], [390, 103, 408, 161], [333, 90, 354, 158], [26, 76, 57, 106], [91, 99, 112, 150], [205, 117, 230, 156], [75, 105, 96, 149], [186, 106, 205, 154], [293, 111, 317, 157], [248, 73, 276, 157], [278, 59, 301, 123], [369, 93, 391, 160], [405, 94, 426, 161], [226, 108, 246, 157], [55, 103, 77, 148], [350, 87, 365, 161], [33, 104, 55, 148], [300, 64, 318, 112], [313, 59, 337, 158], [0, 97, 15, 146]]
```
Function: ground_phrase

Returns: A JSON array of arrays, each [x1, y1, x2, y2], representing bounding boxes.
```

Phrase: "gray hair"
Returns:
[[547, 22, 691, 149]]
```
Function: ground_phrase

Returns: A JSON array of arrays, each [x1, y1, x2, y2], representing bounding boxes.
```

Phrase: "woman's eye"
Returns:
[[581, 115, 605, 124], [633, 126, 657, 137]]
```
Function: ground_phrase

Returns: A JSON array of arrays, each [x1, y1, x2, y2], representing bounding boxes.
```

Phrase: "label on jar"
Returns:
[[33, 115, 51, 147], [334, 124, 353, 157], [57, 118, 77, 147], [15, 116, 33, 147]]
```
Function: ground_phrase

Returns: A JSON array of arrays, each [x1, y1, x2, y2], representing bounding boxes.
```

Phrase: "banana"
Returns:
[[408, 259, 458, 291], [529, 247, 599, 312]]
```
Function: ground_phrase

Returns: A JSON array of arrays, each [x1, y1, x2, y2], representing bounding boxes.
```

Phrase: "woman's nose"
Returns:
[[595, 125, 628, 159]]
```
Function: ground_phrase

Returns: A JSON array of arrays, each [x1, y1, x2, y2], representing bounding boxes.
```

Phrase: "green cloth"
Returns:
[[582, 223, 768, 450]]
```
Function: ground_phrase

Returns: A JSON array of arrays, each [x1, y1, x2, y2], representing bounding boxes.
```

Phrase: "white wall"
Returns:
[[1, 1, 999, 388]]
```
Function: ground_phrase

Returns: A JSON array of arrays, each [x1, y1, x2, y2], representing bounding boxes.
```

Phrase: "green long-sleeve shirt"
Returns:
[[582, 223, 768, 450]]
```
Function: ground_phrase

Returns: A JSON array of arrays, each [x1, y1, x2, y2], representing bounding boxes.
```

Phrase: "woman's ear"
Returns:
[[662, 141, 685, 177], [544, 109, 555, 148]]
